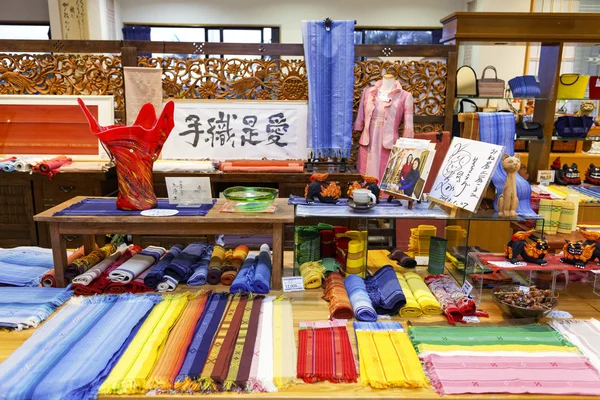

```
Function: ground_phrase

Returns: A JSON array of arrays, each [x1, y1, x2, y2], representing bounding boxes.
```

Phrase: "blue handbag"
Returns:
[[554, 116, 593, 138], [508, 75, 541, 98]]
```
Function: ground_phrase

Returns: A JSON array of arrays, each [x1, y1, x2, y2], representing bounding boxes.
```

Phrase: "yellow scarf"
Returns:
[[299, 261, 324, 289], [404, 272, 442, 315], [396, 273, 421, 317], [99, 294, 189, 394]]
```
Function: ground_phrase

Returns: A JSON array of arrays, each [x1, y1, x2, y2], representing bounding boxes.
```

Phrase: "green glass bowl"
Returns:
[[223, 186, 279, 212]]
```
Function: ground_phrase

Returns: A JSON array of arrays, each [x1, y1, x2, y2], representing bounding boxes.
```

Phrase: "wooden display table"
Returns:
[[33, 197, 294, 289]]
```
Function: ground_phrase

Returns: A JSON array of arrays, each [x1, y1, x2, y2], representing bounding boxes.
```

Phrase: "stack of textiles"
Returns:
[[408, 225, 437, 257], [323, 272, 353, 319], [403, 272, 442, 315], [158, 243, 211, 292], [0, 287, 72, 330], [549, 319, 600, 372], [220, 245, 249, 285], [0, 157, 45, 173], [445, 251, 464, 270], [33, 155, 72, 179], [367, 249, 396, 270], [153, 160, 215, 172], [345, 275, 377, 322], [336, 230, 367, 277], [64, 243, 118, 281], [470, 270, 514, 286], [0, 156, 16, 172], [536, 198, 571, 234], [0, 293, 160, 399], [207, 245, 226, 284], [0, 246, 55, 287], [42, 245, 86, 287], [409, 325, 600, 396], [108, 246, 165, 283], [230, 244, 272, 293], [299, 260, 325, 288], [219, 160, 304, 173], [571, 185, 600, 201], [144, 245, 183, 289], [425, 274, 488, 324], [365, 265, 406, 315], [445, 225, 467, 248], [354, 322, 428, 389], [297, 321, 357, 383], [295, 226, 321, 265]]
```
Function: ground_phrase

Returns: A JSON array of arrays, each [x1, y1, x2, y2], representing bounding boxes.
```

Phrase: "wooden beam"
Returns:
[[444, 50, 458, 131]]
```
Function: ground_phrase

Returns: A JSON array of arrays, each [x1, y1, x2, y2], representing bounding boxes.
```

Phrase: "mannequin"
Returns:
[[354, 75, 414, 181]]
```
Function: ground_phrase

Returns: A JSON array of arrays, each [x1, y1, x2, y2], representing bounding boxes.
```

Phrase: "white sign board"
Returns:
[[428, 137, 504, 213], [282, 276, 305, 292], [162, 100, 308, 160], [166, 177, 212, 205]]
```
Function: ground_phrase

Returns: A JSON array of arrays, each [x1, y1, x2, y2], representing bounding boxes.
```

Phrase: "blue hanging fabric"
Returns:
[[122, 25, 151, 57], [478, 112, 536, 216], [302, 20, 355, 158]]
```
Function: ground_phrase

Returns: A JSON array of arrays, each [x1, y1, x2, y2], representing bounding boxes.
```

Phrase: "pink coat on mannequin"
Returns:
[[354, 79, 414, 181]]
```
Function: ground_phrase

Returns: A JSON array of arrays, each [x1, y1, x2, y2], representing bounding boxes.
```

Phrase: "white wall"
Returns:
[[115, 0, 467, 43]]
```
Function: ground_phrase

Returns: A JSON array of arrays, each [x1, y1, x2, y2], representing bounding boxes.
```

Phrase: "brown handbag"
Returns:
[[477, 66, 505, 98]]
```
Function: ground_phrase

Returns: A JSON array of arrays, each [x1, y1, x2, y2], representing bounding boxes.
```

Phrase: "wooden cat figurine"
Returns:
[[497, 155, 520, 218]]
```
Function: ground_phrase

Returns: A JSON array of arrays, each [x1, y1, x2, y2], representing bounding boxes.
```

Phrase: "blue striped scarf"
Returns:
[[302, 20, 355, 158], [0, 287, 73, 330], [344, 275, 377, 322], [187, 245, 214, 286], [144, 245, 183, 289], [0, 247, 55, 287]]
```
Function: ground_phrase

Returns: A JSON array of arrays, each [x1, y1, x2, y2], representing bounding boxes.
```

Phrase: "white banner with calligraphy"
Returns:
[[162, 100, 308, 160]]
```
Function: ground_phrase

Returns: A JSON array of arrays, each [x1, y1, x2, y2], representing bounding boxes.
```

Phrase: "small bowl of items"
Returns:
[[492, 285, 558, 319], [223, 186, 278, 212]]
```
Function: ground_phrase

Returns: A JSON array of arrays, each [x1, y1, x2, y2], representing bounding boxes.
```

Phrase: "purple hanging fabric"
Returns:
[[122, 25, 151, 57], [478, 112, 536, 216]]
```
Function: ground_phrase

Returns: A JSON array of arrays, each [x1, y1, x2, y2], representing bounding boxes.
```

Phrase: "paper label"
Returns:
[[462, 316, 480, 323], [548, 309, 573, 319], [461, 280, 473, 296], [519, 285, 530, 293], [140, 209, 179, 217], [166, 177, 212, 205], [282, 276, 304, 292], [489, 261, 528, 268], [537, 170, 555, 186]]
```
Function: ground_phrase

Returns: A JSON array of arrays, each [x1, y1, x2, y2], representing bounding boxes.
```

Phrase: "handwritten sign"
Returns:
[[165, 177, 212, 205], [461, 280, 473, 296], [162, 100, 308, 160], [428, 137, 504, 212], [282, 276, 305, 292]]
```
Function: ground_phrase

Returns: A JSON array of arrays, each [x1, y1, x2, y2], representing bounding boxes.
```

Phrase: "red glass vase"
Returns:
[[78, 99, 175, 210]]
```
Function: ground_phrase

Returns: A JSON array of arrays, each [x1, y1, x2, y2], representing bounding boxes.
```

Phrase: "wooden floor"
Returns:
[[2, 252, 600, 399]]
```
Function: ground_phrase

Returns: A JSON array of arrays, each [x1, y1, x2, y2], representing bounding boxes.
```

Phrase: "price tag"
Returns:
[[462, 316, 480, 323], [282, 276, 305, 292], [537, 170, 555, 186], [166, 177, 212, 205], [519, 285, 530, 293], [548, 309, 573, 319], [461, 280, 473, 296]]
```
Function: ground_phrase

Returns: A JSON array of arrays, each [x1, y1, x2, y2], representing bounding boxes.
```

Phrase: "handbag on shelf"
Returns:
[[452, 99, 477, 137], [557, 74, 589, 99], [456, 65, 478, 97], [589, 76, 600, 100], [477, 66, 505, 98], [516, 121, 543, 139], [554, 115, 593, 138], [508, 75, 541, 98]]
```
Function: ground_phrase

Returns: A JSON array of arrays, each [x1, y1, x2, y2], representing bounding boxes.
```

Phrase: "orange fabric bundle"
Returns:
[[220, 245, 249, 285], [323, 272, 353, 320], [35, 156, 73, 179], [40, 245, 88, 287], [219, 160, 304, 173], [145, 291, 210, 391]]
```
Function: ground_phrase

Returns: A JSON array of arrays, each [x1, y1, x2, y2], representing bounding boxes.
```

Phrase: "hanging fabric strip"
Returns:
[[247, 296, 277, 393], [273, 297, 297, 389]]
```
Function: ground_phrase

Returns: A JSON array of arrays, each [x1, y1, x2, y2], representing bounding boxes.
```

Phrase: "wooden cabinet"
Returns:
[[0, 173, 37, 247]]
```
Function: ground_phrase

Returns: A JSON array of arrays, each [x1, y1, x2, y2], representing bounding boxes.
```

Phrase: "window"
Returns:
[[354, 28, 442, 45], [0, 24, 50, 40]]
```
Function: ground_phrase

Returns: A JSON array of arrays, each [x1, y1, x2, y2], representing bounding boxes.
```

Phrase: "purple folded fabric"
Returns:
[[144, 245, 183, 289], [53, 198, 214, 216], [365, 265, 406, 315], [164, 243, 208, 282]]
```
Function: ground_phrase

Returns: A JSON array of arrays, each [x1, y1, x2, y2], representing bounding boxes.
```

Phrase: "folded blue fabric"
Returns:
[[144, 245, 183, 289], [230, 254, 256, 293], [164, 242, 208, 282], [252, 244, 272, 294], [353, 321, 404, 331], [0, 286, 73, 330], [344, 275, 377, 322], [186, 245, 213, 286], [365, 265, 406, 315], [0, 247, 55, 287]]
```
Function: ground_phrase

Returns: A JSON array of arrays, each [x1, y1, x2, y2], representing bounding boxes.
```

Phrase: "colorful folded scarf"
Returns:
[[108, 246, 165, 283], [273, 297, 297, 389], [41, 246, 87, 287], [105, 265, 155, 294], [0, 294, 159, 399], [247, 296, 277, 393], [354, 321, 428, 389], [200, 295, 248, 391], [164, 243, 208, 282], [186, 244, 214, 286], [404, 272, 442, 315], [323, 272, 353, 320], [71, 245, 127, 285], [423, 353, 600, 396], [299, 260, 325, 289], [253, 244, 272, 294], [320, 229, 336, 259], [558, 200, 575, 234], [417, 343, 580, 354], [396, 273, 421, 317], [221, 245, 249, 285], [33, 294, 160, 400], [295, 226, 321, 265], [549, 319, 600, 372], [64, 243, 116, 281], [334, 226, 349, 266], [365, 265, 406, 315], [230, 253, 257, 293], [367, 250, 395, 270], [0, 286, 73, 330], [207, 245, 226, 285], [344, 274, 377, 322], [224, 296, 264, 391], [99, 293, 189, 394], [144, 245, 183, 289], [175, 293, 230, 391], [145, 292, 210, 391], [297, 321, 357, 383], [425, 274, 487, 324], [72, 246, 142, 296], [232, 296, 264, 390], [338, 231, 367, 277]]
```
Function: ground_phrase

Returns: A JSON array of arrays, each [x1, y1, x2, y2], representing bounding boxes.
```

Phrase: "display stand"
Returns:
[[384, 190, 416, 210], [33, 196, 294, 290], [427, 196, 474, 219]]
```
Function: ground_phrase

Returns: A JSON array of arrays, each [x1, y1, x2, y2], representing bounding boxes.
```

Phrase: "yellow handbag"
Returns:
[[557, 74, 589, 99]]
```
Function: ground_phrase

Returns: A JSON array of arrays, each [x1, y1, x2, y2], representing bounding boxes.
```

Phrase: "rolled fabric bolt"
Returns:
[[344, 275, 377, 322], [144, 245, 184, 289], [207, 245, 226, 285], [252, 244, 272, 294]]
